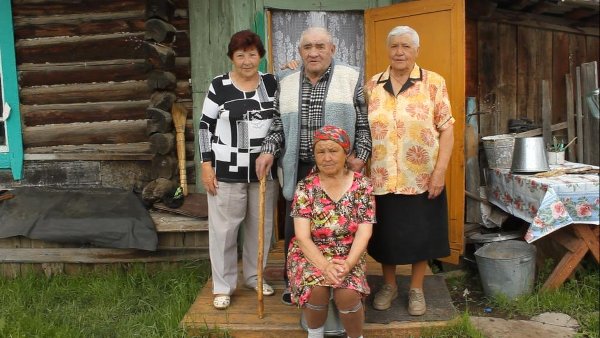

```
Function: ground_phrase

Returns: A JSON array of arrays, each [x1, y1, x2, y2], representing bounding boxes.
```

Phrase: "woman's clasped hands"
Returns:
[[323, 258, 351, 286]]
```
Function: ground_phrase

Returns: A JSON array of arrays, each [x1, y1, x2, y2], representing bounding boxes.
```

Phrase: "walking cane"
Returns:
[[257, 176, 266, 318]]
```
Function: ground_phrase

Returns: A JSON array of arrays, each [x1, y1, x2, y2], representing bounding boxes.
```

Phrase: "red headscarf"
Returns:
[[313, 125, 351, 155]]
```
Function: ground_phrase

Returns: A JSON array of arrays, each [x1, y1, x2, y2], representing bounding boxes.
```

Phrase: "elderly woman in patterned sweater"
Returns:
[[199, 30, 278, 310], [287, 125, 375, 338]]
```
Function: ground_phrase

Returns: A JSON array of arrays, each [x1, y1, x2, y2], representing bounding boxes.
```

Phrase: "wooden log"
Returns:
[[146, 107, 173, 134], [20, 80, 189, 108], [151, 154, 177, 179], [18, 58, 190, 87], [146, 0, 175, 21], [21, 100, 149, 126], [12, 1, 144, 17], [147, 70, 177, 90], [145, 18, 176, 43], [19, 81, 151, 105], [142, 177, 176, 203], [149, 132, 175, 155], [16, 32, 148, 64], [13, 10, 145, 39], [145, 42, 176, 70], [149, 91, 176, 111], [24, 143, 152, 160], [23, 120, 148, 148]]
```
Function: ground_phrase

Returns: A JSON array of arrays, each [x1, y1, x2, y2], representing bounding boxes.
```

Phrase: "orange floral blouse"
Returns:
[[365, 65, 455, 195]]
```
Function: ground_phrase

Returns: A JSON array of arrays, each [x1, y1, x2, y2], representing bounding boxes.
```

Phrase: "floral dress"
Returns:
[[287, 172, 376, 306]]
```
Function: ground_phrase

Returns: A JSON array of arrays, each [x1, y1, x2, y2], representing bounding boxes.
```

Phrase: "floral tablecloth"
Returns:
[[486, 162, 599, 243]]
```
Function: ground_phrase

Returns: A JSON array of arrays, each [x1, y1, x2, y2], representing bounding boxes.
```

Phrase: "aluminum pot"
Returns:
[[511, 137, 549, 173]]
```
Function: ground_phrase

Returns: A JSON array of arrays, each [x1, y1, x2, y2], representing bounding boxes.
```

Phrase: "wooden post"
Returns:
[[575, 67, 584, 162], [565, 74, 576, 162], [465, 97, 482, 224], [541, 80, 552, 149], [257, 176, 266, 319]]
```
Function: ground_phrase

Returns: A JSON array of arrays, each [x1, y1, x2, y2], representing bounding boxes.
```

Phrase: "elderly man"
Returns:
[[256, 26, 371, 305]]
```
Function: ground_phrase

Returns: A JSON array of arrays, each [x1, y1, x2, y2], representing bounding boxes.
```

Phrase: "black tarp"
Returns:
[[0, 187, 157, 251]]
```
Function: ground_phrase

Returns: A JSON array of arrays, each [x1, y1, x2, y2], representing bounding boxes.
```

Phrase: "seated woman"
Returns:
[[287, 125, 376, 338]]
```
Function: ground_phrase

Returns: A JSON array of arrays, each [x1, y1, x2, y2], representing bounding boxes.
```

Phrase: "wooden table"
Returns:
[[485, 162, 599, 290]]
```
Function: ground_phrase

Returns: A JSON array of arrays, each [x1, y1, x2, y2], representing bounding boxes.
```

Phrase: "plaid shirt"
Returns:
[[262, 65, 370, 163]]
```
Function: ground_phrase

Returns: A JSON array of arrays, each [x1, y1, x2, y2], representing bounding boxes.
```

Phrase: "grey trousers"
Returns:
[[207, 180, 278, 295]]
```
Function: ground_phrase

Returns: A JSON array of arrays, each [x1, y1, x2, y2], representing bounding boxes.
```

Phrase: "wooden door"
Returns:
[[364, 0, 466, 264]]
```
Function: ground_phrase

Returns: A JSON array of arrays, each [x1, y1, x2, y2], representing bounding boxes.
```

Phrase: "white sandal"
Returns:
[[213, 295, 230, 309], [246, 283, 275, 296]]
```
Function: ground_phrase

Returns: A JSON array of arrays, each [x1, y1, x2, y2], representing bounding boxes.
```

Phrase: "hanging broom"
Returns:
[[171, 102, 188, 196]]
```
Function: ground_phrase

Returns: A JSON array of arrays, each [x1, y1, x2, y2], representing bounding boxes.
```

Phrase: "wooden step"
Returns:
[[181, 241, 456, 337]]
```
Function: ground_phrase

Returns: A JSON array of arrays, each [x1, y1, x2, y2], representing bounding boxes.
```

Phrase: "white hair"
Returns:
[[387, 26, 420, 47], [300, 26, 333, 45]]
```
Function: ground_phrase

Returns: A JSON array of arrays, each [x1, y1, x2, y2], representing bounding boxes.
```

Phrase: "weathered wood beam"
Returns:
[[23, 120, 148, 147], [18, 58, 190, 87], [145, 18, 176, 43], [146, 0, 175, 21], [15, 31, 189, 64], [146, 107, 174, 134], [151, 154, 177, 179], [150, 211, 208, 232], [147, 70, 177, 90], [149, 132, 175, 155], [24, 143, 153, 161], [19, 80, 188, 106], [474, 8, 599, 36], [21, 100, 149, 126], [0, 248, 208, 263], [11, 1, 144, 17], [13, 10, 145, 39]]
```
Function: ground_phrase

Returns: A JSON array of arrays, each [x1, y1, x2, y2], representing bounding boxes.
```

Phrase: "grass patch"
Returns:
[[444, 258, 599, 338], [489, 261, 599, 338], [0, 261, 211, 338]]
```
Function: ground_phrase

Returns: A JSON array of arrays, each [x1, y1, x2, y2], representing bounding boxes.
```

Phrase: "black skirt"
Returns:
[[367, 190, 450, 265]]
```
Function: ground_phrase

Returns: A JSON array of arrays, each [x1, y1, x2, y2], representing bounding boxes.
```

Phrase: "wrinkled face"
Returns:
[[231, 47, 260, 78], [314, 140, 346, 175], [387, 34, 419, 73], [299, 31, 335, 79]]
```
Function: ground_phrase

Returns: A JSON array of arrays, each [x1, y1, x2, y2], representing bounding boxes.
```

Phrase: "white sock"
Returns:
[[306, 326, 324, 338]]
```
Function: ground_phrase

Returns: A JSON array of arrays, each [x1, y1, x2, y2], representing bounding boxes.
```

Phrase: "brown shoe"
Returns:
[[408, 288, 426, 316], [373, 284, 398, 310]]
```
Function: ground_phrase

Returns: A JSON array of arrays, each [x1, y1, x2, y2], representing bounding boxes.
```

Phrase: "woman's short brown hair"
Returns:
[[227, 30, 266, 59]]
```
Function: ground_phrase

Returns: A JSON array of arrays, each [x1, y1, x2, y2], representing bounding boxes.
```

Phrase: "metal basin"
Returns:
[[511, 137, 549, 173]]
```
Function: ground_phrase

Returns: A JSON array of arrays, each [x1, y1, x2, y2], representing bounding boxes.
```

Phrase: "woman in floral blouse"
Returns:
[[287, 125, 375, 338], [365, 26, 455, 316]]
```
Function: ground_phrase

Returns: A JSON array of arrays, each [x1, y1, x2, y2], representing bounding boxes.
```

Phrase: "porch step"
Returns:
[[181, 241, 458, 337]]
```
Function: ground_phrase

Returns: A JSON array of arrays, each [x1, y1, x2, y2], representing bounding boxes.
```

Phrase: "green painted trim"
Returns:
[[0, 1, 24, 180], [254, 11, 267, 73]]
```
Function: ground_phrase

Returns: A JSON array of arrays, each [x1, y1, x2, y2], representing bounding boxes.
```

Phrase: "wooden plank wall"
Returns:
[[473, 20, 599, 139], [1, 0, 194, 189]]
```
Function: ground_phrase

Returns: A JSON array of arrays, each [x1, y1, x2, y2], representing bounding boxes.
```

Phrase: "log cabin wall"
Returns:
[[0, 0, 193, 189], [466, 1, 599, 141]]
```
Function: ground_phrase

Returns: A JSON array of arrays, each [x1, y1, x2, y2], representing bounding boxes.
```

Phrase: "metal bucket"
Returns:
[[482, 134, 515, 169], [300, 289, 345, 336], [474, 240, 536, 299]]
